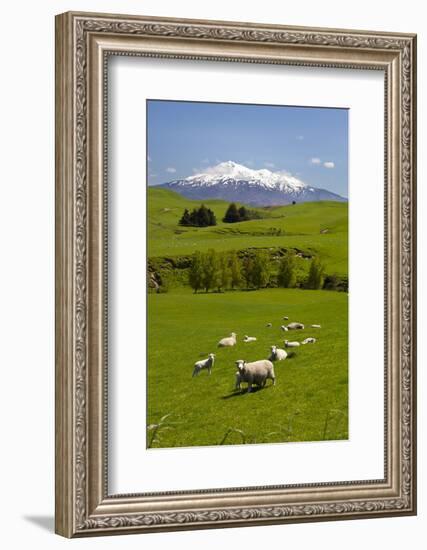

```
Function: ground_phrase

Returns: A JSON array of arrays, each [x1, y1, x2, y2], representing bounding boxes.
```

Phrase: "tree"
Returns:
[[306, 257, 325, 289], [180, 205, 217, 227], [218, 252, 231, 292], [223, 203, 241, 223], [202, 249, 220, 293], [277, 251, 296, 288], [188, 251, 204, 293], [238, 206, 248, 221], [207, 208, 217, 226], [251, 250, 271, 289], [242, 257, 254, 288], [179, 208, 191, 226], [229, 251, 243, 289]]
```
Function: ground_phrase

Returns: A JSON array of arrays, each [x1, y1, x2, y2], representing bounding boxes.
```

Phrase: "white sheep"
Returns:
[[235, 359, 276, 392], [269, 345, 287, 361], [287, 322, 305, 330], [284, 340, 300, 348], [302, 337, 316, 345], [192, 353, 215, 377], [218, 332, 237, 347], [280, 325, 289, 331], [243, 335, 257, 343], [311, 324, 321, 328], [283, 316, 289, 320]]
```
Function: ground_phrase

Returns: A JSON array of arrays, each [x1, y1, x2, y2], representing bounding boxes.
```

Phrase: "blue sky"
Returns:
[[147, 100, 348, 198]]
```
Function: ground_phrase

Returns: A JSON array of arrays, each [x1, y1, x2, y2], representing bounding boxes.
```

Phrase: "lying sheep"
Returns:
[[311, 324, 321, 328], [284, 340, 300, 348], [269, 345, 287, 361], [192, 353, 215, 377], [218, 332, 237, 347], [302, 337, 316, 345], [287, 322, 305, 330], [280, 325, 288, 331], [235, 359, 276, 392], [243, 335, 257, 343]]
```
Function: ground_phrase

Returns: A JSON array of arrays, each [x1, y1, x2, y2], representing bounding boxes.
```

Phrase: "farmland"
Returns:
[[146, 187, 348, 448]]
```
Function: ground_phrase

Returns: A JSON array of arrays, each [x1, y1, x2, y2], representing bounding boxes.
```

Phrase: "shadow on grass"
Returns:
[[221, 385, 272, 399]]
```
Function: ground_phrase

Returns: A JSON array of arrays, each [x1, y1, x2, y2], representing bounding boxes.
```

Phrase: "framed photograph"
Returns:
[[55, 11, 417, 537]]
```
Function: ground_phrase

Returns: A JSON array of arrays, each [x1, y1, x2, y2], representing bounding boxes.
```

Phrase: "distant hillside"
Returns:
[[147, 187, 348, 276]]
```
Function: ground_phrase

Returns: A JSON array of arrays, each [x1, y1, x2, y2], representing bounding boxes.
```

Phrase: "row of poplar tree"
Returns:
[[188, 249, 325, 293]]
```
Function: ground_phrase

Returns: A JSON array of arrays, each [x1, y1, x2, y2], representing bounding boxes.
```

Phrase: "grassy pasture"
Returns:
[[147, 287, 348, 448], [148, 188, 348, 276]]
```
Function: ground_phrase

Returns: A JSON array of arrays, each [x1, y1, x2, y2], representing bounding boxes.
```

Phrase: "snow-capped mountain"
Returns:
[[158, 161, 347, 206]]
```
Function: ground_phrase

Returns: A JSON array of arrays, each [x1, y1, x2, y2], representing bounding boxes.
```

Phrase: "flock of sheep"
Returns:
[[192, 318, 321, 393]]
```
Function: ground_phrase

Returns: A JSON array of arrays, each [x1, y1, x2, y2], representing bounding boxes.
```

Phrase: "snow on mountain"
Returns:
[[159, 161, 347, 206]]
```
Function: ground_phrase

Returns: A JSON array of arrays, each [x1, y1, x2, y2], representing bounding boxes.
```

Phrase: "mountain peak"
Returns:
[[160, 160, 346, 206]]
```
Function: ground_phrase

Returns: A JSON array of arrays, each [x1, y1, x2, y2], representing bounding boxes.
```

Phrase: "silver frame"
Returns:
[[55, 11, 417, 537]]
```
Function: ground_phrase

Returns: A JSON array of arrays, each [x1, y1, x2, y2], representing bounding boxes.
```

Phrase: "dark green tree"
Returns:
[[306, 257, 325, 289], [277, 251, 297, 288], [223, 203, 241, 223], [238, 206, 248, 221], [179, 208, 191, 226]]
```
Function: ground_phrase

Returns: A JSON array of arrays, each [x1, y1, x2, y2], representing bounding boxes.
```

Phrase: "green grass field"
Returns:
[[148, 187, 348, 276], [147, 287, 348, 448]]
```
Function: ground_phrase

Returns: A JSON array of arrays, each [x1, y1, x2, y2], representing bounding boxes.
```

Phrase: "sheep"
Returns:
[[283, 316, 289, 320], [266, 323, 272, 328], [284, 340, 300, 348], [235, 359, 276, 392], [287, 322, 305, 330], [280, 325, 289, 331], [243, 335, 257, 343], [311, 324, 321, 328], [192, 353, 215, 377], [218, 332, 237, 347], [302, 337, 316, 345], [269, 345, 287, 361]]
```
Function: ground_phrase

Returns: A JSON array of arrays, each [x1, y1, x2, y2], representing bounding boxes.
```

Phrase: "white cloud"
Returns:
[[165, 167, 176, 173], [310, 157, 321, 164], [264, 162, 275, 168], [323, 161, 335, 169]]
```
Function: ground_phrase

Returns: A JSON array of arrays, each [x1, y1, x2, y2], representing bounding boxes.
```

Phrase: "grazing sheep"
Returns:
[[243, 335, 257, 343], [302, 337, 316, 345], [266, 323, 272, 328], [280, 325, 289, 331], [235, 359, 276, 392], [269, 345, 288, 361], [192, 353, 215, 377], [311, 324, 321, 328], [287, 322, 305, 330], [218, 332, 237, 347], [283, 316, 289, 320], [284, 340, 300, 348]]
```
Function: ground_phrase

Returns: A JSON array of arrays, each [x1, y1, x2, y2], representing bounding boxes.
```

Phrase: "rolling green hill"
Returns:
[[148, 187, 348, 276]]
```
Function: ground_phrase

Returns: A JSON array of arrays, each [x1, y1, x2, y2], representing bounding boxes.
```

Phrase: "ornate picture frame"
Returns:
[[55, 11, 417, 537]]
